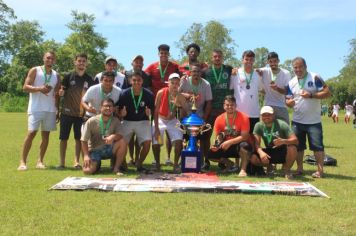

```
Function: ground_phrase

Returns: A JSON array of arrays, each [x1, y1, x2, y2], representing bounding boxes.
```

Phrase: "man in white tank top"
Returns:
[[18, 51, 60, 171]]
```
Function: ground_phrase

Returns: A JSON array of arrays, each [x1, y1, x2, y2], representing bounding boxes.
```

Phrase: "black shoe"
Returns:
[[218, 162, 226, 170]]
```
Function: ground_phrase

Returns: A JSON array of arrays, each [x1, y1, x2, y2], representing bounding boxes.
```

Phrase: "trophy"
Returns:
[[176, 95, 211, 173]]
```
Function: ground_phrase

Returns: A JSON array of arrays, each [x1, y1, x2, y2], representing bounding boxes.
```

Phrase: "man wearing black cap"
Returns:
[[179, 43, 208, 76], [94, 56, 125, 88]]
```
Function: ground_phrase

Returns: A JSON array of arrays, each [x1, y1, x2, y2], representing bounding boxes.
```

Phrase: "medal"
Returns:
[[270, 81, 275, 85], [246, 85, 250, 89]]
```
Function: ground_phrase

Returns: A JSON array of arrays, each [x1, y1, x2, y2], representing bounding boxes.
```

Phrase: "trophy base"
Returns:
[[181, 149, 201, 173]]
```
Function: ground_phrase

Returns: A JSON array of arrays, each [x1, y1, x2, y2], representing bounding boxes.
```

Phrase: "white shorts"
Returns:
[[152, 118, 183, 145], [332, 111, 339, 116], [28, 111, 56, 131], [121, 120, 151, 145], [346, 111, 352, 117]]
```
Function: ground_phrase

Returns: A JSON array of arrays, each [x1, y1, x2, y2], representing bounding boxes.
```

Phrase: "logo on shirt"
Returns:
[[307, 81, 314, 87]]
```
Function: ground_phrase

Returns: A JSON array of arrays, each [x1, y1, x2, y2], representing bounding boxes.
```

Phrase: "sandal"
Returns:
[[73, 164, 82, 169], [115, 171, 124, 176], [312, 172, 323, 178], [17, 165, 27, 171], [36, 163, 46, 169]]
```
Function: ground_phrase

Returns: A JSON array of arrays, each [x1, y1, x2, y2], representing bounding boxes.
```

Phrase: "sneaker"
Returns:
[[56, 165, 65, 170], [165, 159, 173, 166]]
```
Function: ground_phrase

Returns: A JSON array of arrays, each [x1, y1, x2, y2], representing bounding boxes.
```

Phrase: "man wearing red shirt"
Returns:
[[145, 44, 180, 97], [207, 95, 251, 177]]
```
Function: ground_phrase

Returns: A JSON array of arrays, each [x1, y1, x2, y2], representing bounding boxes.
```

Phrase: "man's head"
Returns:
[[101, 71, 115, 89], [186, 43, 201, 62], [292, 57, 307, 79], [43, 51, 56, 67], [242, 50, 255, 69], [100, 98, 115, 116], [104, 56, 118, 72], [190, 64, 201, 80], [129, 71, 143, 89], [74, 53, 88, 71], [267, 52, 280, 71], [158, 44, 170, 63], [223, 95, 236, 114], [168, 73, 180, 92], [131, 55, 144, 71], [212, 49, 224, 66], [260, 106, 275, 124]]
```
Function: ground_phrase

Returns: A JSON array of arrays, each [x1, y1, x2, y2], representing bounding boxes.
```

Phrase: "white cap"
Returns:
[[168, 73, 180, 80], [105, 56, 117, 64], [132, 55, 144, 62], [260, 106, 274, 115]]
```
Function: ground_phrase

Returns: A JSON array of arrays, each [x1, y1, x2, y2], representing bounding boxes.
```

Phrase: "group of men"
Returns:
[[17, 43, 332, 179], [330, 102, 355, 124]]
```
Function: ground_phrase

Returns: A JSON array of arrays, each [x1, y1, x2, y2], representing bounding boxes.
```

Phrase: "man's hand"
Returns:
[[83, 155, 91, 168], [220, 140, 232, 151], [38, 85, 52, 95], [258, 150, 270, 165], [273, 137, 285, 147], [103, 135, 115, 145], [300, 89, 312, 99], [87, 106, 97, 114], [145, 106, 151, 117]]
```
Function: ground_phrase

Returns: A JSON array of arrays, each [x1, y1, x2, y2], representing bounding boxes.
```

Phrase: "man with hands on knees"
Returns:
[[250, 106, 298, 179], [81, 98, 127, 175]]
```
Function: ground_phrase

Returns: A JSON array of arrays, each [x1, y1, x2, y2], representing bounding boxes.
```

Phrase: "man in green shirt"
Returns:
[[251, 106, 298, 179]]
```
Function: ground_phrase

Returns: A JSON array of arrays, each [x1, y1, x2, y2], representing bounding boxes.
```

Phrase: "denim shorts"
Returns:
[[291, 121, 324, 151], [89, 145, 113, 163]]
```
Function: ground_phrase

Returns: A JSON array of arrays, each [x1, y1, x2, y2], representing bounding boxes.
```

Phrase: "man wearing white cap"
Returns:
[[94, 56, 125, 88], [152, 73, 188, 173], [251, 106, 298, 179]]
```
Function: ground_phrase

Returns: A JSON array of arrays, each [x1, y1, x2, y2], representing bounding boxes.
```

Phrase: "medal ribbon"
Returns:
[[168, 93, 175, 113], [298, 73, 308, 89], [131, 88, 143, 113], [243, 69, 253, 87], [225, 112, 237, 133], [271, 69, 277, 82], [263, 122, 275, 145], [159, 62, 169, 82], [41, 66, 52, 85], [100, 85, 112, 100], [212, 65, 223, 84], [99, 115, 112, 136], [189, 77, 201, 95]]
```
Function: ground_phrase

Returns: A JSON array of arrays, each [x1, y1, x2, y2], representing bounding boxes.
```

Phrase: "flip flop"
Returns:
[[115, 171, 124, 176], [17, 165, 27, 171], [36, 163, 46, 169], [73, 164, 82, 169], [312, 172, 323, 178]]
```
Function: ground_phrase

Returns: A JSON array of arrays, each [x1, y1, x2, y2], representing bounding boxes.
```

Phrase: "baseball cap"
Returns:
[[132, 55, 144, 62], [260, 106, 274, 115], [105, 56, 117, 64], [168, 73, 180, 80]]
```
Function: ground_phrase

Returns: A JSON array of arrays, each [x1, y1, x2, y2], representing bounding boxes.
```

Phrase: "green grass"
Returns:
[[0, 112, 355, 235]]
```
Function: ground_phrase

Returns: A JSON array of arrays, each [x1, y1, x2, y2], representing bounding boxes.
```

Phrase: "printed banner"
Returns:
[[50, 174, 329, 198]]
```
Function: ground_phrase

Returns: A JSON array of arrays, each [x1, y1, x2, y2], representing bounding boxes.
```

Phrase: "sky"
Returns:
[[4, 0, 356, 79]]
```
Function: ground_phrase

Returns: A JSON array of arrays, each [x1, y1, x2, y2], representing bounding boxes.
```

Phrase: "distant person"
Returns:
[[286, 57, 331, 178], [206, 95, 250, 177], [353, 99, 356, 128], [152, 73, 189, 173], [331, 103, 340, 123], [81, 98, 127, 175], [257, 52, 291, 124], [116, 72, 154, 173], [179, 43, 208, 76], [251, 106, 298, 180], [18, 51, 60, 171], [58, 53, 95, 169], [344, 103, 353, 124], [321, 104, 328, 116], [94, 56, 125, 88], [201, 49, 233, 170]]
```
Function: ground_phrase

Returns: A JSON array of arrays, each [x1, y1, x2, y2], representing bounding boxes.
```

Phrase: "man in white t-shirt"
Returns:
[[18, 51, 60, 171], [94, 56, 125, 88], [258, 52, 291, 124], [82, 71, 122, 118], [286, 57, 331, 178], [331, 103, 340, 123], [230, 50, 262, 134]]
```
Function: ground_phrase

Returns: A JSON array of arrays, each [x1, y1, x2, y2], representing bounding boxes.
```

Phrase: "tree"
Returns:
[[253, 47, 269, 69], [175, 20, 239, 66], [56, 10, 108, 75], [280, 59, 294, 77]]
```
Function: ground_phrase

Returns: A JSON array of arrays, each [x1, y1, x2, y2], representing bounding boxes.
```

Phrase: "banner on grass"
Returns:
[[50, 175, 329, 198]]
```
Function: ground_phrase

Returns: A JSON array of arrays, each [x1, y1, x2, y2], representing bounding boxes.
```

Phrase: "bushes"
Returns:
[[0, 93, 28, 112]]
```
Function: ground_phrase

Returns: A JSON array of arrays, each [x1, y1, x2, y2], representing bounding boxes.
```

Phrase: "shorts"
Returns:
[[152, 118, 183, 145], [291, 121, 324, 152], [270, 106, 289, 124], [89, 144, 113, 163], [28, 111, 56, 131], [207, 142, 250, 160], [121, 120, 151, 145], [257, 145, 287, 164], [59, 114, 83, 140]]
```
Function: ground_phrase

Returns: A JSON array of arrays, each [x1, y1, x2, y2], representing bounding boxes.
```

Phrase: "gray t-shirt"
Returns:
[[179, 77, 212, 117]]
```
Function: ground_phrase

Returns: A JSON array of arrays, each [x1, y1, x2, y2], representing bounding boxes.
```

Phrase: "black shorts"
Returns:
[[207, 142, 250, 160], [258, 145, 287, 164], [59, 114, 83, 140]]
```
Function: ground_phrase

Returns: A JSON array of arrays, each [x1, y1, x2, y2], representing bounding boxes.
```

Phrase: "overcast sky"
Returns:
[[5, 0, 356, 79]]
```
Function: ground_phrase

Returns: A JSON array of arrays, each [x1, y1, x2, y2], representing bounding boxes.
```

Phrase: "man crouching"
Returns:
[[81, 98, 127, 175]]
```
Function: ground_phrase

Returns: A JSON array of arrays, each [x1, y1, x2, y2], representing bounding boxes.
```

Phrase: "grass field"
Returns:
[[0, 112, 355, 235]]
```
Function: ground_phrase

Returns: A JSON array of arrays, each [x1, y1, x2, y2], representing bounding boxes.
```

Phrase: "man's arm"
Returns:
[[153, 91, 162, 140], [273, 133, 298, 147], [23, 67, 51, 94]]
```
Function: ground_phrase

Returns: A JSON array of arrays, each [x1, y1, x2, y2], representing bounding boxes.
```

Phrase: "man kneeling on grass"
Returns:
[[81, 98, 127, 175], [250, 106, 298, 179], [206, 95, 251, 177]]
